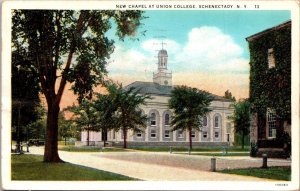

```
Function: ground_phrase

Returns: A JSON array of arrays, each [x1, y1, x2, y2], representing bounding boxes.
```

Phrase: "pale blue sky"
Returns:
[[107, 10, 290, 99]]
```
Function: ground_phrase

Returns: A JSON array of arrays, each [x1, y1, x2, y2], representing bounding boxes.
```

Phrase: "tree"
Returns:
[[169, 86, 213, 150], [98, 82, 149, 148], [12, 51, 41, 152], [224, 90, 236, 102], [67, 100, 100, 146], [93, 88, 118, 147], [229, 100, 251, 149], [12, 10, 144, 162], [58, 112, 74, 145]]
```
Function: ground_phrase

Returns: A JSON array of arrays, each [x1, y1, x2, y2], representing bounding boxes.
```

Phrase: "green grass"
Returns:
[[219, 166, 291, 181], [129, 146, 250, 152], [11, 154, 136, 180], [189, 152, 250, 157], [58, 146, 128, 152]]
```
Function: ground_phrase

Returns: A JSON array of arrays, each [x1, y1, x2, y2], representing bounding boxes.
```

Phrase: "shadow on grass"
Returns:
[[11, 154, 138, 181]]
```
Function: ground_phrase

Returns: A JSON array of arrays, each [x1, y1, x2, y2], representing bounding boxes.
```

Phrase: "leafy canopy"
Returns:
[[12, 10, 145, 103], [169, 85, 213, 131]]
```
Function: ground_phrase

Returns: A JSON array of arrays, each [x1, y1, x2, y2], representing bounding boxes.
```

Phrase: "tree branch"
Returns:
[[56, 11, 90, 105]]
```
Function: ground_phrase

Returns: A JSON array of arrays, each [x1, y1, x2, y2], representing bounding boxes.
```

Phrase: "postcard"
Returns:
[[1, 0, 299, 190]]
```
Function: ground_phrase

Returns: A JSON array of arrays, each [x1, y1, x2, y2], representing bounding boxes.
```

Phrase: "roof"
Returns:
[[124, 81, 232, 102], [158, 49, 168, 56], [246, 20, 291, 42]]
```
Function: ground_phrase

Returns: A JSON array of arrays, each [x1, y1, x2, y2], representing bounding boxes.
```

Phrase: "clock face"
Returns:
[[164, 80, 168, 85]]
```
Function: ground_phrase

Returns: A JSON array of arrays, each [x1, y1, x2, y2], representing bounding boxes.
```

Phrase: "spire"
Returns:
[[153, 45, 172, 86], [158, 42, 168, 70]]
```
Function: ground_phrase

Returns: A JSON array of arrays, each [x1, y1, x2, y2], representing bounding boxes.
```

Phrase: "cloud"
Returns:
[[174, 26, 246, 73], [107, 26, 250, 99], [107, 45, 156, 74]]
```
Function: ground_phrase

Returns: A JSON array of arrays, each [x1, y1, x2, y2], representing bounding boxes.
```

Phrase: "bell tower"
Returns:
[[153, 44, 172, 86]]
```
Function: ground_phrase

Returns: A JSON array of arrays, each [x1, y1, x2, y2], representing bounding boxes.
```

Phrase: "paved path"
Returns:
[[28, 147, 290, 181]]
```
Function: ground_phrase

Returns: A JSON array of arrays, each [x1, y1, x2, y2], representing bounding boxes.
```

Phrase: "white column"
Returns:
[[173, 131, 176, 141], [210, 114, 214, 142], [159, 114, 163, 141]]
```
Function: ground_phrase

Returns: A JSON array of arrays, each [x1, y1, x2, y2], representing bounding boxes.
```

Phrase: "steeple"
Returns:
[[153, 44, 172, 86]]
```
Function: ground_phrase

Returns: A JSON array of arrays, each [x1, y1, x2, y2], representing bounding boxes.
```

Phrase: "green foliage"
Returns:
[[248, 24, 291, 122], [12, 10, 145, 161], [94, 82, 149, 148], [58, 112, 78, 142], [224, 90, 236, 102], [11, 154, 136, 180], [66, 100, 100, 132], [169, 85, 213, 149], [12, 10, 145, 103], [169, 86, 213, 131], [219, 166, 291, 181], [12, 50, 42, 142], [229, 100, 251, 149]]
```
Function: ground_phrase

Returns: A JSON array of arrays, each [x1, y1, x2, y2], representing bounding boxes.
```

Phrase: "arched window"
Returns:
[[150, 113, 156, 126], [203, 116, 207, 127], [214, 116, 220, 127], [165, 113, 170, 125]]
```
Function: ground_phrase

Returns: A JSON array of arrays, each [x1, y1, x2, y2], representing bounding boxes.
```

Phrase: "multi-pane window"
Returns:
[[150, 113, 156, 126], [214, 132, 219, 138], [203, 131, 208, 138], [203, 116, 207, 127], [191, 131, 196, 138], [165, 114, 170, 125], [136, 132, 142, 137], [178, 130, 184, 138], [164, 130, 170, 138], [150, 129, 156, 138], [267, 109, 277, 138], [268, 48, 276, 68], [214, 116, 220, 128]]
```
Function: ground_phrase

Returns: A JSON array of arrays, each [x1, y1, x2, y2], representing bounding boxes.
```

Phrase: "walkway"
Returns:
[[28, 147, 290, 181]]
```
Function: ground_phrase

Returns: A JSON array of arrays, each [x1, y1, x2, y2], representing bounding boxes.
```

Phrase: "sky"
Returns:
[[105, 10, 290, 100]]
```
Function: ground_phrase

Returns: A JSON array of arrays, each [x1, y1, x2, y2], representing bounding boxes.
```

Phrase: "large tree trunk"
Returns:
[[123, 128, 127, 149], [189, 128, 193, 150], [43, 102, 63, 162]]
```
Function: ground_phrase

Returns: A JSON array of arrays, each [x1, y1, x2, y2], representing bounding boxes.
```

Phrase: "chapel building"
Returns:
[[80, 47, 235, 147]]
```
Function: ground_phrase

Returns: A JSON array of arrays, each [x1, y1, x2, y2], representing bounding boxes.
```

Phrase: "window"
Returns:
[[268, 48, 275, 68], [178, 130, 184, 138], [191, 131, 196, 138], [150, 129, 156, 138], [165, 114, 170, 125], [164, 130, 170, 138], [203, 116, 207, 127], [150, 113, 156, 126], [267, 109, 277, 138], [214, 116, 220, 128], [136, 132, 142, 138], [214, 132, 219, 138], [203, 132, 208, 138]]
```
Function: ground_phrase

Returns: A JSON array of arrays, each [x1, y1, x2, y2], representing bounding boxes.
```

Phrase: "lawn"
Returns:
[[189, 152, 250, 157], [11, 154, 136, 180], [219, 166, 291, 181], [58, 145, 128, 152], [129, 146, 250, 152]]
